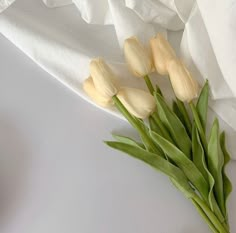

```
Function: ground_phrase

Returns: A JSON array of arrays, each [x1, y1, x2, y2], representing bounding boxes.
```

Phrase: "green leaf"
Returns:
[[175, 99, 192, 137], [149, 117, 163, 136], [150, 131, 209, 202], [192, 124, 208, 181], [148, 117, 170, 159], [220, 132, 232, 216], [155, 85, 163, 97], [208, 119, 225, 215], [112, 134, 145, 149], [150, 113, 173, 143], [154, 93, 191, 158], [173, 101, 186, 129], [190, 102, 208, 152], [197, 80, 209, 132], [105, 141, 195, 199], [192, 124, 225, 223]]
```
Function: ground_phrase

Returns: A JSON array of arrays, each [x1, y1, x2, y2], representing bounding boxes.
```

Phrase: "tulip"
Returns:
[[167, 59, 199, 102], [117, 87, 156, 119], [124, 37, 153, 78], [90, 58, 118, 98], [83, 77, 113, 107], [150, 34, 176, 75]]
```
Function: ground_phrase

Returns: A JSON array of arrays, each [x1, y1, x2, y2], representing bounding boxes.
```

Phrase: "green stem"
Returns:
[[211, 195, 228, 230], [144, 75, 155, 94], [151, 113, 174, 143], [112, 96, 158, 153], [193, 195, 229, 233], [190, 101, 208, 152], [112, 95, 137, 129], [191, 199, 219, 233]]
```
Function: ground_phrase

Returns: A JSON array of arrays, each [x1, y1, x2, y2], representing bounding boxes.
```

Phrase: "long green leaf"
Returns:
[[150, 131, 209, 202], [173, 101, 186, 128], [112, 134, 145, 149], [154, 93, 191, 158], [134, 118, 164, 155], [149, 116, 163, 136], [197, 80, 209, 132], [192, 124, 225, 223], [176, 99, 192, 137], [105, 141, 195, 199], [151, 112, 173, 143], [208, 119, 225, 215], [155, 85, 163, 97], [190, 102, 208, 152], [192, 124, 208, 180], [220, 132, 232, 217]]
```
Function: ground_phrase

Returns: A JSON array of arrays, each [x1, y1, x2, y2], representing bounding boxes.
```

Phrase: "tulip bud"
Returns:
[[124, 37, 153, 78], [117, 87, 156, 119], [167, 59, 199, 102], [150, 34, 176, 75], [90, 58, 118, 98], [83, 77, 113, 107]]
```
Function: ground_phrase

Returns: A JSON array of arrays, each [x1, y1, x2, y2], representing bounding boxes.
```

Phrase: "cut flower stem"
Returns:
[[144, 75, 155, 94], [112, 95, 158, 153], [193, 194, 229, 233]]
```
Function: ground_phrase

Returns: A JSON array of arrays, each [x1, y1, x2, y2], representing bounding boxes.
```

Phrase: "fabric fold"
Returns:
[[42, 0, 73, 8], [0, 0, 15, 13], [1, 0, 236, 159], [125, 0, 184, 31]]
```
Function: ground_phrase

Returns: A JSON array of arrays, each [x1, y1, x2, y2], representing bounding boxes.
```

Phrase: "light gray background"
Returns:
[[0, 34, 235, 233]]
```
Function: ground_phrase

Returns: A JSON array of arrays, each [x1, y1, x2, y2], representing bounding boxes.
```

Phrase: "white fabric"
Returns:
[[1, 0, 236, 158], [42, 0, 72, 8], [0, 0, 15, 12]]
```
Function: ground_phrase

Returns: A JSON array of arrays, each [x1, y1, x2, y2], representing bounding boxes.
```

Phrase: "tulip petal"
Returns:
[[124, 36, 153, 78], [117, 87, 156, 119], [90, 58, 118, 98], [150, 34, 176, 75], [83, 77, 112, 107], [168, 59, 199, 102]]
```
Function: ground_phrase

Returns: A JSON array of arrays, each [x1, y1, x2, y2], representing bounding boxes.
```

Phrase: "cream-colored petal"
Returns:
[[83, 77, 113, 107], [150, 34, 176, 75], [117, 87, 156, 119], [168, 59, 199, 102], [90, 58, 118, 98], [124, 37, 153, 78]]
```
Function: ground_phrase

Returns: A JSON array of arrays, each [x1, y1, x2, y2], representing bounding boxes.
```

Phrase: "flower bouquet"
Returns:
[[83, 34, 232, 233]]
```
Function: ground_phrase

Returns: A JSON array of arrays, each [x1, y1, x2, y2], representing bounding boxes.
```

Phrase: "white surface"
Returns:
[[1, 0, 236, 153], [0, 33, 236, 233], [42, 0, 73, 8], [0, 0, 15, 13]]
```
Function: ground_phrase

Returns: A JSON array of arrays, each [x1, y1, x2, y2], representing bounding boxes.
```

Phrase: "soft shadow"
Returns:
[[181, 225, 209, 233], [0, 116, 31, 229]]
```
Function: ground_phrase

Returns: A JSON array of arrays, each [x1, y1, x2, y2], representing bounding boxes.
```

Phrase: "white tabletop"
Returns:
[[0, 34, 235, 233]]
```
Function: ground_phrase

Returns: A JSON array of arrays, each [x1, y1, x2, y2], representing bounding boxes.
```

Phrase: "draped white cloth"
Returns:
[[1, 0, 236, 158]]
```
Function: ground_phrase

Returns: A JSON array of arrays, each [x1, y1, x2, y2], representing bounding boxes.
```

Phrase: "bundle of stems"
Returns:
[[106, 78, 232, 233]]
